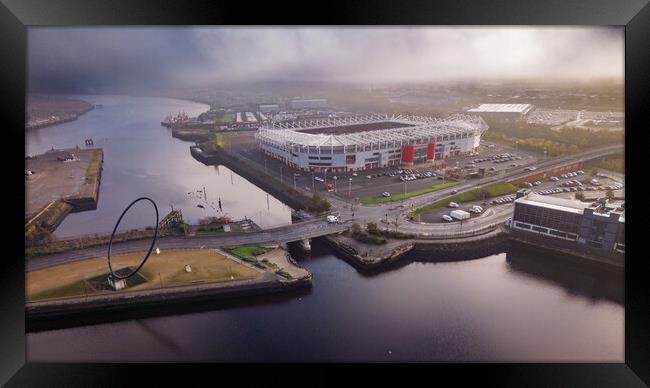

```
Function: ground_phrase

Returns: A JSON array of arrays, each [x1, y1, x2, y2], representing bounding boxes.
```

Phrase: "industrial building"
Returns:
[[511, 193, 624, 254], [255, 114, 488, 172], [467, 103, 534, 122], [258, 104, 280, 113], [288, 99, 328, 110]]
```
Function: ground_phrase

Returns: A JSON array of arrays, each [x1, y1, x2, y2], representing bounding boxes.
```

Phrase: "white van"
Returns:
[[326, 215, 339, 223]]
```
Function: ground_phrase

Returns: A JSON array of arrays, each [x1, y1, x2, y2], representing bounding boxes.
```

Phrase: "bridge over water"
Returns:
[[27, 219, 348, 272]]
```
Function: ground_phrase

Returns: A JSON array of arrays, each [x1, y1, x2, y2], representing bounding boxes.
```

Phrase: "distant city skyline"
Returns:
[[28, 26, 624, 92]]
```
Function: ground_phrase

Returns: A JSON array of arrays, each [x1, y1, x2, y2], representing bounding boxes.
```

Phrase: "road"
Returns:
[[27, 219, 347, 272], [29, 144, 623, 270], [322, 144, 624, 236]]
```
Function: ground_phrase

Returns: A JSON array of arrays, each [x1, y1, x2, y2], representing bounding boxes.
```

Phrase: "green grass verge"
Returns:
[[409, 181, 518, 219], [227, 246, 272, 261], [29, 280, 89, 301], [360, 181, 461, 204], [216, 113, 235, 124]]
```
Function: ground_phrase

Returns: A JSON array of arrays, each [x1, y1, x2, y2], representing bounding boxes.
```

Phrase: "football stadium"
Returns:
[[255, 114, 489, 172]]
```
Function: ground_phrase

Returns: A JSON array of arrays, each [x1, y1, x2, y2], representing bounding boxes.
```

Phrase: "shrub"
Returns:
[[307, 194, 331, 213], [352, 233, 387, 245], [366, 222, 379, 234]]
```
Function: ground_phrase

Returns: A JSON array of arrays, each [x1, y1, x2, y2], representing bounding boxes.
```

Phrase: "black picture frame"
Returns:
[[2, 0, 648, 386]]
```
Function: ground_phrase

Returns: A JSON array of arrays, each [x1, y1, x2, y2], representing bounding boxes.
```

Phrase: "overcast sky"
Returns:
[[27, 26, 624, 92]]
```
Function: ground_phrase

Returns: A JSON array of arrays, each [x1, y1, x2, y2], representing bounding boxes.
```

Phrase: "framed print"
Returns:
[[1, 0, 648, 386]]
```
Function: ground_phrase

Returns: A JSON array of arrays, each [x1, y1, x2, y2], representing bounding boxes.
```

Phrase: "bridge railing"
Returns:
[[381, 221, 506, 240]]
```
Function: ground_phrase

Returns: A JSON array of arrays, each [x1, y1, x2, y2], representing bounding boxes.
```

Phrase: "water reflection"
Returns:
[[25, 95, 292, 238], [27, 239, 623, 362], [505, 243, 623, 304]]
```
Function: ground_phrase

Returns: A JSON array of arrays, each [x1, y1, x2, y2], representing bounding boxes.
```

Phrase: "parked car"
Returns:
[[382, 192, 391, 197], [448, 202, 459, 208], [441, 214, 454, 222]]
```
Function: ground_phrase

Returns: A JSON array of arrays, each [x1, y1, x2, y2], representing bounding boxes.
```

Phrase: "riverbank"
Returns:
[[323, 224, 622, 273], [323, 226, 506, 270], [504, 228, 624, 271], [27, 274, 311, 332], [190, 145, 311, 210], [26, 247, 312, 331], [26, 148, 104, 243], [26, 95, 95, 130]]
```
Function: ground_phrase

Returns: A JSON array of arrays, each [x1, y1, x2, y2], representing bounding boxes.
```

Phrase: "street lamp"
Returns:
[[348, 178, 352, 198], [280, 166, 283, 184], [333, 175, 338, 192], [294, 173, 300, 190], [312, 171, 315, 191]]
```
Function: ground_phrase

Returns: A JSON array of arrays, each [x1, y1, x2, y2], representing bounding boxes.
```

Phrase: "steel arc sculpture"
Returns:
[[107, 197, 159, 280]]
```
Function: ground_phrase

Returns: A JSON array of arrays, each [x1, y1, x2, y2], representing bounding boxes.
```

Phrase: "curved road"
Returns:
[[325, 144, 622, 235]]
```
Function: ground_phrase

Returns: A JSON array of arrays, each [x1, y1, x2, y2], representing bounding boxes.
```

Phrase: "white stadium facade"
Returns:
[[255, 114, 489, 172]]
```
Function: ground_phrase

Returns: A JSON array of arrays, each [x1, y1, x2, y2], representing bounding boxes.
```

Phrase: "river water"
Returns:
[[26, 94, 292, 238], [25, 95, 623, 362]]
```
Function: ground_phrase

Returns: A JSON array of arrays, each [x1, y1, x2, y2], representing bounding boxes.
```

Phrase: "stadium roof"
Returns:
[[256, 114, 488, 149], [467, 104, 533, 114]]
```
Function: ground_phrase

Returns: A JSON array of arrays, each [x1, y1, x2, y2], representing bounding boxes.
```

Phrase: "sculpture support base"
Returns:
[[108, 275, 128, 291]]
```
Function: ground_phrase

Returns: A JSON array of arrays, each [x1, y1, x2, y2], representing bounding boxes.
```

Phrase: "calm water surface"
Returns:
[[26, 94, 291, 238], [27, 241, 623, 362], [25, 95, 623, 362]]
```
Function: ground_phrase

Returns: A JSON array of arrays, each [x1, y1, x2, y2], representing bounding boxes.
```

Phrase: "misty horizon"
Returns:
[[28, 26, 624, 93]]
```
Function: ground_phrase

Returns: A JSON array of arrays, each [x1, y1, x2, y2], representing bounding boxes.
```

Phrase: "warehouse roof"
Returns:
[[467, 104, 533, 114], [515, 193, 590, 215]]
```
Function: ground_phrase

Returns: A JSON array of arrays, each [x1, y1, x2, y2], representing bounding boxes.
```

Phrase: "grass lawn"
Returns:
[[226, 246, 272, 261], [30, 280, 88, 302], [26, 248, 260, 302], [409, 181, 518, 219], [360, 181, 461, 204], [216, 113, 235, 124]]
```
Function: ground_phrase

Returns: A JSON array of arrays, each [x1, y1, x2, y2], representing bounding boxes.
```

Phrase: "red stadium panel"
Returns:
[[401, 145, 415, 166], [427, 143, 436, 161]]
